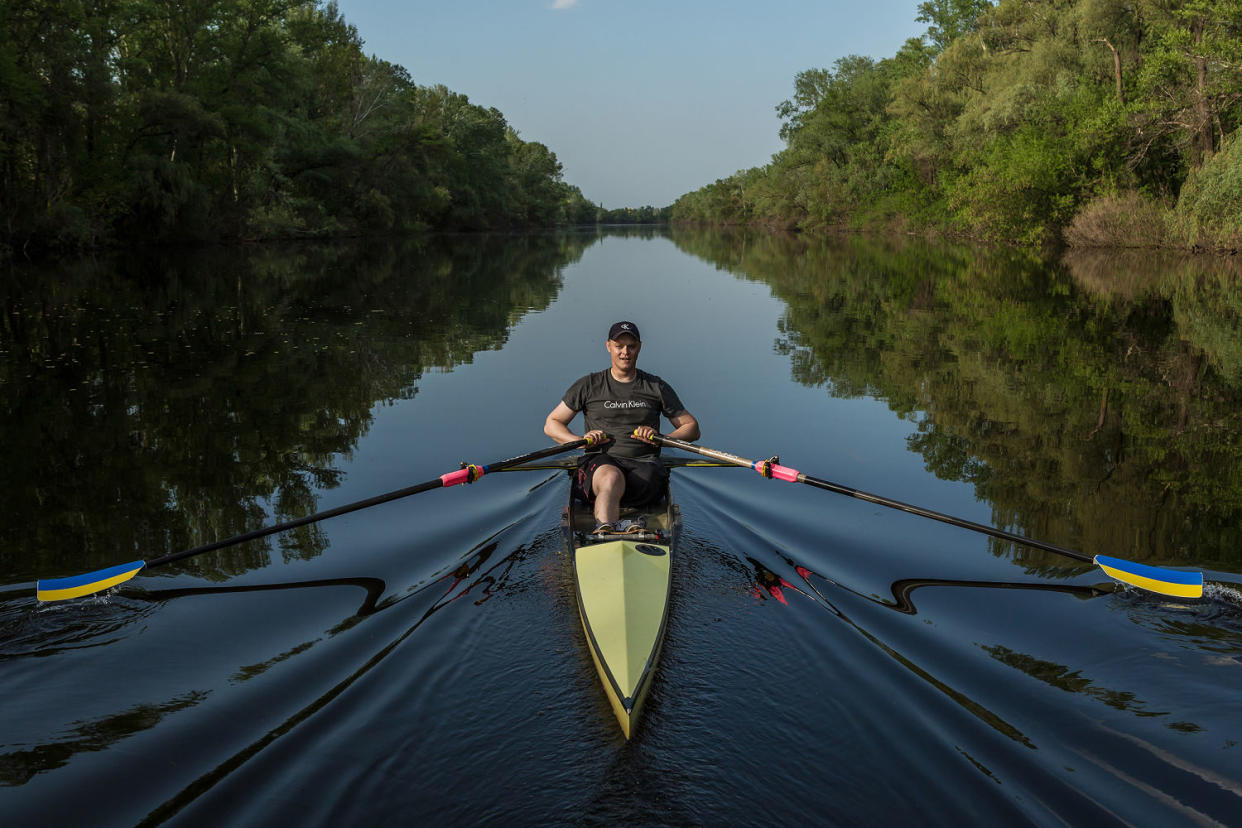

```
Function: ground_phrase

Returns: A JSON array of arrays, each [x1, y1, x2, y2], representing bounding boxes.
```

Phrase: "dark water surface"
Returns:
[[3, 229, 1242, 825]]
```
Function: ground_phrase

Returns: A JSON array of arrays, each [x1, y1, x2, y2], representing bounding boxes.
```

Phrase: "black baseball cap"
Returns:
[[607, 321, 641, 341]]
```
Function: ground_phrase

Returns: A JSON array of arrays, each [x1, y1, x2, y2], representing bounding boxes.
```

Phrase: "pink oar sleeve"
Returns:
[[769, 464, 800, 482], [752, 460, 800, 482], [440, 465, 486, 487]]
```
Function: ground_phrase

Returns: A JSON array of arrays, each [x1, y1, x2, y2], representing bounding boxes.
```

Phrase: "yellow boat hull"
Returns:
[[564, 487, 678, 739]]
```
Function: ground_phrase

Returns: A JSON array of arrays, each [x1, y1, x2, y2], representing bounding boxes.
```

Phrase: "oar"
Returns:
[[650, 434, 1204, 599], [36, 437, 601, 602]]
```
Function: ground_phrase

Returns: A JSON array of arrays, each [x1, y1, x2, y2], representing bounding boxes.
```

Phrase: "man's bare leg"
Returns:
[[592, 464, 625, 526]]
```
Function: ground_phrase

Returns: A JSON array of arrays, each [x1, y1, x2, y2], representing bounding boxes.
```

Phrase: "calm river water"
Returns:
[[2, 228, 1242, 825]]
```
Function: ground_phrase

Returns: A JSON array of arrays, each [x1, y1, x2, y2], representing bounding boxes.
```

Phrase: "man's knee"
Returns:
[[592, 463, 625, 494]]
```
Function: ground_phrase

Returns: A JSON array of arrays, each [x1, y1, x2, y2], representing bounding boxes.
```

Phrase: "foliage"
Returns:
[[672, 0, 1242, 250], [1170, 131, 1242, 248], [1065, 191, 1169, 248], [916, 0, 994, 52], [0, 0, 600, 253], [597, 205, 672, 224]]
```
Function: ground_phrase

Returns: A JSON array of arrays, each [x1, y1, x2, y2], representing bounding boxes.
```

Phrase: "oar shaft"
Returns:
[[38, 438, 596, 601], [653, 435, 1090, 563], [146, 478, 443, 568], [794, 475, 1092, 563], [142, 438, 593, 570]]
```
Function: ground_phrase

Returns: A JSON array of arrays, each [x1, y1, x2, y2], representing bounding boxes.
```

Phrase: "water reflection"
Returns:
[[749, 551, 1040, 749], [6, 229, 1242, 825], [134, 523, 556, 824], [982, 644, 1179, 720], [1, 234, 597, 587], [745, 542, 1241, 741], [670, 228, 1242, 574], [0, 691, 209, 787], [748, 548, 1107, 617], [141, 577, 389, 622], [0, 516, 549, 809]]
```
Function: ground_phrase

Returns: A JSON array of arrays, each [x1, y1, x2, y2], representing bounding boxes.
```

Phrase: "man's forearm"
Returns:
[[545, 417, 579, 444], [666, 421, 700, 442]]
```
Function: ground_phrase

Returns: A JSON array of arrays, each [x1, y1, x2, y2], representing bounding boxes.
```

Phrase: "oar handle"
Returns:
[[651, 435, 801, 482]]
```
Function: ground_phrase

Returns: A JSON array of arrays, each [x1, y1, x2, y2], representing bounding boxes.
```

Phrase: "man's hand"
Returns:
[[585, 429, 609, 446], [632, 426, 657, 444]]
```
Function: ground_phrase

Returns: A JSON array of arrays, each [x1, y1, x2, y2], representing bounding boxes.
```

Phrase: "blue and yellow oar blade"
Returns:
[[36, 561, 147, 602], [1093, 555, 1203, 599]]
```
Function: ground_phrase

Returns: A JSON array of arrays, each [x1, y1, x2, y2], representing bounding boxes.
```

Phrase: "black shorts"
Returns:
[[573, 454, 668, 506]]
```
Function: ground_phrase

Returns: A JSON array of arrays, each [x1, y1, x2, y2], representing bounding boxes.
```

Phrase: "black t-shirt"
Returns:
[[562, 369, 687, 459]]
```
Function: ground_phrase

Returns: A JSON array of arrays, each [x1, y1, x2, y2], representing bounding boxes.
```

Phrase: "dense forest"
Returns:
[[672, 0, 1242, 251], [0, 0, 609, 255]]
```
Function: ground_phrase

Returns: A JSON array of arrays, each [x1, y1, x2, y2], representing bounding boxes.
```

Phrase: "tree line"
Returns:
[[597, 205, 671, 224], [0, 0, 616, 255], [671, 0, 1242, 251]]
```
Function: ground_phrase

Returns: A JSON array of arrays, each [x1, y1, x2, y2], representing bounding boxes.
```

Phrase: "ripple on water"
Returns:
[[0, 590, 157, 659]]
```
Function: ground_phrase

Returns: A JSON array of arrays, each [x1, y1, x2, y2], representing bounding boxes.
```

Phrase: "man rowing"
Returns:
[[544, 320, 700, 534]]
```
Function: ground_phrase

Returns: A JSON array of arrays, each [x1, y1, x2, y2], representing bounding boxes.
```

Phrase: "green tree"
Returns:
[[673, 0, 1242, 251], [0, 0, 595, 254], [916, 0, 994, 52]]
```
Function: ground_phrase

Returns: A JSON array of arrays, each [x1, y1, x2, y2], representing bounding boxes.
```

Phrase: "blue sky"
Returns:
[[332, 1, 927, 208]]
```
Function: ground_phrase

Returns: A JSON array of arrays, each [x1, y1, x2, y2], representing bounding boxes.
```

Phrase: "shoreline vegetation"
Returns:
[[670, 0, 1242, 254], [7, 0, 1239, 261], [0, 1, 668, 259]]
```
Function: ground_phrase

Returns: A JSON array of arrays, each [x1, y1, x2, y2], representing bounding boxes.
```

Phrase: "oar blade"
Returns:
[[36, 561, 147, 602], [1094, 555, 1203, 598]]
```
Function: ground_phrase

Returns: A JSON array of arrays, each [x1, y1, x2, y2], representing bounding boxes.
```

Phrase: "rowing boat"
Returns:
[[562, 475, 680, 739]]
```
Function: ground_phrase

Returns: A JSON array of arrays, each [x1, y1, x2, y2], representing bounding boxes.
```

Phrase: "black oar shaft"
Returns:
[[146, 479, 443, 568], [653, 435, 1091, 563], [37, 438, 596, 602], [794, 474, 1091, 563], [147, 438, 591, 570]]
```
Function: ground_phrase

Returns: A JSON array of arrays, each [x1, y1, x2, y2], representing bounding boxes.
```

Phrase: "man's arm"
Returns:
[[666, 411, 700, 442], [545, 401, 607, 445]]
